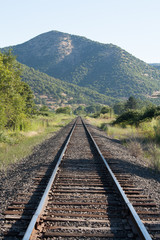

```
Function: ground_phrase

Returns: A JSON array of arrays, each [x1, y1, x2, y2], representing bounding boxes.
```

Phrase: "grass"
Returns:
[[146, 143, 160, 171], [0, 113, 75, 170], [86, 115, 160, 172], [86, 114, 114, 126], [86, 115, 138, 140]]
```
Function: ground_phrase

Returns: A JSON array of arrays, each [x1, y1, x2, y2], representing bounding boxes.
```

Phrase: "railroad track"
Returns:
[[2, 117, 160, 239]]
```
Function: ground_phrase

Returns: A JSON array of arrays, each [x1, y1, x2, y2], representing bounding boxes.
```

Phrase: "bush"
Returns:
[[113, 102, 125, 115], [153, 120, 160, 142], [74, 106, 86, 115], [147, 144, 160, 171], [139, 122, 155, 139], [113, 110, 142, 127], [90, 112, 101, 118], [141, 106, 157, 121], [100, 123, 108, 132], [126, 139, 143, 158], [39, 105, 49, 111], [56, 107, 72, 114], [100, 106, 110, 114]]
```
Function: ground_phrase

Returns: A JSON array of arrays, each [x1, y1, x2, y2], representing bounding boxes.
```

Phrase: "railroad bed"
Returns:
[[2, 118, 160, 239]]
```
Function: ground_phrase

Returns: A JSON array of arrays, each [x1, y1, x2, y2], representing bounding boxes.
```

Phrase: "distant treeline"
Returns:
[[113, 96, 160, 127], [55, 96, 156, 119]]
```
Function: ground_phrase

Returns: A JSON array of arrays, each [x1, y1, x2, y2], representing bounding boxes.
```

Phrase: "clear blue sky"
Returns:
[[0, 0, 160, 63]]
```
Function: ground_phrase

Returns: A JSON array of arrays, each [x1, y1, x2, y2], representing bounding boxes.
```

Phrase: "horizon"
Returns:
[[1, 0, 160, 63], [1, 29, 158, 65]]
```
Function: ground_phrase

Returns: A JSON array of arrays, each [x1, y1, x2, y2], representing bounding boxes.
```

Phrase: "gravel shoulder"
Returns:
[[87, 121, 160, 208], [0, 120, 74, 233]]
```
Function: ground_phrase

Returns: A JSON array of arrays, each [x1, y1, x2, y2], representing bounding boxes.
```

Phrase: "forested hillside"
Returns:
[[5, 30, 160, 100], [150, 63, 160, 70], [21, 64, 116, 108]]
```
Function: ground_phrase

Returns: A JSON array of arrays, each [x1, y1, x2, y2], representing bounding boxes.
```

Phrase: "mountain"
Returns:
[[3, 30, 160, 100], [150, 63, 160, 70], [21, 64, 115, 109]]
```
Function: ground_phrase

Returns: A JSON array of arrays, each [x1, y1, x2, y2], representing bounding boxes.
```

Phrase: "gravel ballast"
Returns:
[[0, 120, 74, 237], [86, 121, 160, 209], [0, 118, 160, 238]]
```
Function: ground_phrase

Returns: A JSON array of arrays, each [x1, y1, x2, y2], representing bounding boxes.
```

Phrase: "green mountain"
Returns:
[[4, 30, 160, 100], [150, 63, 160, 70], [21, 64, 115, 109]]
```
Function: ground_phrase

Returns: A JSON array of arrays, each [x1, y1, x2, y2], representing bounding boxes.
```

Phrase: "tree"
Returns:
[[113, 102, 125, 115], [125, 96, 137, 110], [113, 110, 142, 127], [85, 104, 102, 114], [39, 105, 49, 112], [20, 82, 35, 115], [0, 50, 35, 129], [56, 106, 72, 114], [100, 106, 110, 114], [74, 106, 86, 115], [85, 105, 96, 114]]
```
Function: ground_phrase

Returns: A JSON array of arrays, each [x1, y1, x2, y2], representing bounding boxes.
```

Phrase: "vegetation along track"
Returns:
[[2, 117, 160, 240]]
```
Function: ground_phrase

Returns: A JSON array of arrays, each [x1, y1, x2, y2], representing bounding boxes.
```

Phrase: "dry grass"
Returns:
[[86, 116, 138, 140], [0, 113, 75, 170], [87, 116, 160, 172], [126, 139, 143, 158], [147, 144, 160, 171], [22, 131, 39, 137], [86, 116, 113, 126]]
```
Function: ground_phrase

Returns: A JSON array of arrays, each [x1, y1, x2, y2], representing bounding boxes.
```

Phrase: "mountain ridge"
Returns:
[[2, 30, 160, 101]]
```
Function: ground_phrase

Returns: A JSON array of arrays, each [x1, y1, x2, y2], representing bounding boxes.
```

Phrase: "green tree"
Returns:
[[0, 50, 35, 129], [113, 110, 142, 127], [85, 104, 102, 114], [56, 106, 72, 114], [125, 96, 137, 110], [74, 106, 86, 115], [20, 82, 35, 115], [100, 106, 110, 114], [39, 105, 49, 112], [85, 105, 96, 114], [113, 102, 125, 115]]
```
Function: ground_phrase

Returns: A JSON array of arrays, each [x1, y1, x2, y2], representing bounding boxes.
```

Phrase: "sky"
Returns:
[[0, 0, 160, 63]]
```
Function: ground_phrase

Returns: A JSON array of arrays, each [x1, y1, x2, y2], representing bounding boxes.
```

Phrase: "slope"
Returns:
[[21, 64, 115, 108], [4, 30, 160, 100], [150, 63, 160, 70]]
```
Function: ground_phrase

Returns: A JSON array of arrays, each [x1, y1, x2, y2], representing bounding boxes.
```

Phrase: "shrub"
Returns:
[[56, 106, 72, 114], [147, 144, 160, 171], [153, 120, 160, 143], [126, 139, 143, 158], [100, 106, 110, 114], [39, 105, 49, 111], [74, 106, 86, 115], [92, 112, 101, 118], [139, 122, 155, 139], [113, 110, 142, 127], [100, 123, 108, 132], [141, 106, 157, 121]]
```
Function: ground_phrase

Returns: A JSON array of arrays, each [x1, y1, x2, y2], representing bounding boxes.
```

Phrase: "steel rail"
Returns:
[[82, 118, 152, 240], [22, 118, 78, 240]]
